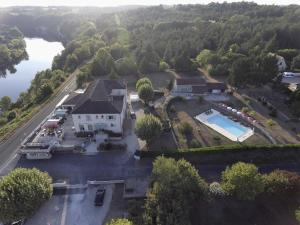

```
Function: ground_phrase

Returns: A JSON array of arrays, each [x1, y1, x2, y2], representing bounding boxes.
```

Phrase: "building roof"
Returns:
[[176, 78, 206, 86], [206, 82, 227, 90], [72, 79, 126, 114], [63, 92, 83, 106], [192, 86, 208, 94]]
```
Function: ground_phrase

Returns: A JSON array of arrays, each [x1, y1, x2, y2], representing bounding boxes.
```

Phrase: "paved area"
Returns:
[[25, 184, 114, 225]]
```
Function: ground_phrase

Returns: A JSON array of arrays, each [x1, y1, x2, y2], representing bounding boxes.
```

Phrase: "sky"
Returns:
[[0, 0, 299, 7]]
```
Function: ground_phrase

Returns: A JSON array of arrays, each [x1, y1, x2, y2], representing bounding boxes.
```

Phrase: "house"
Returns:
[[172, 78, 226, 97], [64, 79, 127, 134]]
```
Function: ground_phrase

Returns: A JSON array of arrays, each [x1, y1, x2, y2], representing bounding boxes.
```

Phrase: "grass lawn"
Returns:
[[168, 99, 270, 149]]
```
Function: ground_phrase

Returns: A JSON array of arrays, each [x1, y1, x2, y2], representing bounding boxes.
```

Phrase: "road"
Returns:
[[0, 68, 78, 170], [14, 152, 300, 184]]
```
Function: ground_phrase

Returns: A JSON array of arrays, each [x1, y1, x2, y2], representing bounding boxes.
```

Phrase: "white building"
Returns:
[[65, 79, 127, 134]]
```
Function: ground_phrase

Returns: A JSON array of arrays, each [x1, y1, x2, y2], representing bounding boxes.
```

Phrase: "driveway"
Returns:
[[25, 185, 114, 225]]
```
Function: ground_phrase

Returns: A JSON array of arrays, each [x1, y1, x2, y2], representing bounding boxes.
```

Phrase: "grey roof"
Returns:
[[192, 86, 208, 94], [176, 78, 206, 86], [206, 82, 227, 90], [281, 77, 300, 84], [72, 79, 126, 114], [63, 92, 83, 106]]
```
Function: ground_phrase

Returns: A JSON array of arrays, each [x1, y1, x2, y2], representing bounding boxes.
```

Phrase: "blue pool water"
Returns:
[[207, 114, 248, 138]]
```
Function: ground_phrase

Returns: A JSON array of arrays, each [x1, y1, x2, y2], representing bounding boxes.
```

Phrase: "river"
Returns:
[[0, 38, 64, 101]]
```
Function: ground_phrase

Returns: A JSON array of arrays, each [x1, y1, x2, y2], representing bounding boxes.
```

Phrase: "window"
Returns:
[[101, 115, 104, 119], [78, 115, 81, 119], [107, 115, 115, 120], [79, 124, 84, 131], [87, 124, 93, 131], [86, 115, 91, 121], [111, 123, 114, 127], [96, 115, 99, 119]]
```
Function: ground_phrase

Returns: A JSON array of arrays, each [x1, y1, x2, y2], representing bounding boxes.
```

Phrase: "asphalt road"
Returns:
[[15, 152, 300, 184], [0, 68, 78, 170]]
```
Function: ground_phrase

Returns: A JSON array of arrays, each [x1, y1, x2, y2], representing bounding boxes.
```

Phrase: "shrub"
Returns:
[[106, 218, 133, 225], [0, 117, 7, 126], [241, 107, 250, 113], [266, 119, 275, 126], [159, 60, 170, 71], [209, 182, 225, 197], [178, 122, 193, 135], [136, 77, 152, 90], [98, 142, 127, 151], [221, 162, 264, 201], [138, 84, 154, 104], [190, 139, 201, 148]]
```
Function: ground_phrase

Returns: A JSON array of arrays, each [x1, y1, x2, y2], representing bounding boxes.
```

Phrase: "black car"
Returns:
[[94, 189, 106, 206]]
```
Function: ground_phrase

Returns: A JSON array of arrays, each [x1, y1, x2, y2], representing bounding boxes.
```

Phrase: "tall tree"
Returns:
[[143, 157, 208, 225], [0, 168, 53, 223]]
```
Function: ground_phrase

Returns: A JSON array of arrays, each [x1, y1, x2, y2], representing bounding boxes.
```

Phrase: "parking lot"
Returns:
[[25, 184, 114, 225]]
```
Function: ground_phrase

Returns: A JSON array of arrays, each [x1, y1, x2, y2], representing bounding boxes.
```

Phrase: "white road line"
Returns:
[[60, 194, 68, 225]]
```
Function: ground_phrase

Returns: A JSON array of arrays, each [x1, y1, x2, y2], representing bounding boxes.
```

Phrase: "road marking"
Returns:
[[60, 194, 68, 225]]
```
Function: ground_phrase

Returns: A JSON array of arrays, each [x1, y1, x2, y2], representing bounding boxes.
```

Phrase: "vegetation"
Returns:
[[0, 168, 52, 223], [143, 157, 208, 225], [0, 25, 28, 76], [135, 114, 162, 146], [106, 219, 133, 225], [221, 162, 264, 200]]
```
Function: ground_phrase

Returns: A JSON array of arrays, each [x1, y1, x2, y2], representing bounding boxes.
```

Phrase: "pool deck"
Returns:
[[195, 109, 254, 142]]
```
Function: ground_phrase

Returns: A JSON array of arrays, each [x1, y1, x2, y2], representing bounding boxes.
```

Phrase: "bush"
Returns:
[[75, 131, 94, 138], [263, 170, 291, 199], [266, 119, 276, 126], [190, 139, 201, 148], [0, 117, 7, 126], [221, 162, 264, 201], [98, 142, 127, 151], [178, 122, 193, 135], [159, 60, 170, 71]]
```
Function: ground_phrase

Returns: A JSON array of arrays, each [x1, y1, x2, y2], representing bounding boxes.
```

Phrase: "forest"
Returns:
[[0, 2, 300, 130]]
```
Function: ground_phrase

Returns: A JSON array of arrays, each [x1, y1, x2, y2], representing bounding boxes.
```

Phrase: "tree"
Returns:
[[292, 55, 300, 71], [159, 60, 170, 71], [136, 77, 152, 90], [35, 83, 53, 103], [64, 53, 78, 72], [0, 96, 12, 111], [106, 219, 133, 225], [135, 114, 162, 145], [0, 168, 53, 223], [229, 57, 254, 87], [137, 84, 154, 104], [109, 68, 119, 80], [143, 157, 208, 225], [6, 111, 16, 121], [221, 162, 264, 200], [115, 57, 138, 76], [90, 48, 115, 76], [263, 170, 290, 199]]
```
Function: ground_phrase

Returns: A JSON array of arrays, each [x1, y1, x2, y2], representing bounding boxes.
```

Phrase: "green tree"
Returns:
[[35, 83, 53, 103], [138, 84, 154, 104], [159, 60, 170, 71], [221, 162, 264, 200], [136, 77, 152, 90], [115, 57, 138, 76], [109, 68, 119, 80], [64, 53, 78, 72], [143, 157, 208, 225], [0, 96, 12, 111], [229, 57, 254, 87], [263, 170, 290, 199], [6, 111, 16, 122], [106, 218, 133, 225], [0, 168, 53, 223], [292, 55, 300, 71], [135, 114, 162, 145], [90, 48, 115, 76]]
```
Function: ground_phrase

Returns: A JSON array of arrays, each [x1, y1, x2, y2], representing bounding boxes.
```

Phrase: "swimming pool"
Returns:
[[195, 109, 254, 142], [207, 114, 247, 138]]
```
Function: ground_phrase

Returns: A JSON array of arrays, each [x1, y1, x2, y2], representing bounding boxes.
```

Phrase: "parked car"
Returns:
[[94, 189, 106, 206], [130, 111, 136, 119]]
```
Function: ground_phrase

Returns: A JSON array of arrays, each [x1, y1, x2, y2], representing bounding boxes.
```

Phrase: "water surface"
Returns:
[[0, 38, 64, 101]]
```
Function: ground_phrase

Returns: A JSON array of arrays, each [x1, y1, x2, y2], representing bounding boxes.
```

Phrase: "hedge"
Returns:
[[139, 144, 300, 163]]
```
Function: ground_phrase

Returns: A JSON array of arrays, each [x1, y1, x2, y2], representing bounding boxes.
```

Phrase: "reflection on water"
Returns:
[[0, 38, 64, 101]]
